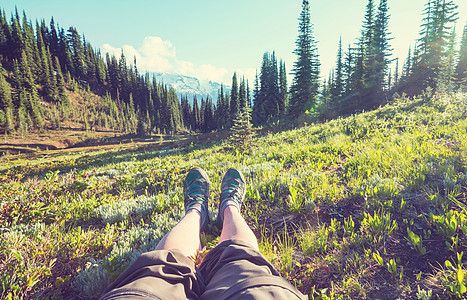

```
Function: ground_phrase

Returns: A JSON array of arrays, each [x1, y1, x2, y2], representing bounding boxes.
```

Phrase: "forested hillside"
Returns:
[[0, 9, 229, 136]]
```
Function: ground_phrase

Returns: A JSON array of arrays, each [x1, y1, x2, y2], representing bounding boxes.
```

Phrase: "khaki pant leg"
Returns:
[[199, 240, 307, 300], [100, 249, 205, 300]]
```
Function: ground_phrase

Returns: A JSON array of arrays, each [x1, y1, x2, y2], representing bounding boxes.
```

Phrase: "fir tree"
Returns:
[[331, 37, 344, 103], [455, 22, 467, 89], [17, 50, 43, 128], [239, 77, 246, 109], [230, 72, 239, 125], [67, 27, 86, 79], [192, 96, 200, 131], [344, 44, 353, 95], [413, 0, 458, 93], [289, 0, 320, 119], [230, 104, 254, 151], [0, 71, 14, 132], [393, 58, 400, 88], [279, 60, 287, 117]]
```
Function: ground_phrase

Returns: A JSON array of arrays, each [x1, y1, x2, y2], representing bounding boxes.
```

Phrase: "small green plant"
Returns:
[[431, 210, 463, 239], [361, 210, 397, 243], [277, 228, 296, 275], [387, 258, 397, 277], [416, 286, 432, 300], [446, 235, 460, 253], [386, 258, 404, 282], [441, 252, 466, 298], [406, 228, 427, 255], [300, 223, 338, 256], [372, 250, 384, 266], [343, 215, 355, 236], [287, 177, 305, 214]]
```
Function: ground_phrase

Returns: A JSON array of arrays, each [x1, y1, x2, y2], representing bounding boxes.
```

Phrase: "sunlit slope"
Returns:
[[1, 93, 467, 299]]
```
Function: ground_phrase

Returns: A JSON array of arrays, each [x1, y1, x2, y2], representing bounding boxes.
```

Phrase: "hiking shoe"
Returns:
[[215, 168, 246, 229], [183, 167, 211, 231]]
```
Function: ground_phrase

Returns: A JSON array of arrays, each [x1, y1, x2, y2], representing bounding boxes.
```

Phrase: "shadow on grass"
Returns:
[[3, 131, 229, 179]]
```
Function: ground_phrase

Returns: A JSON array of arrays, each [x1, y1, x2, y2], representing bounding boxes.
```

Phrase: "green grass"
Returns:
[[1, 92, 467, 299]]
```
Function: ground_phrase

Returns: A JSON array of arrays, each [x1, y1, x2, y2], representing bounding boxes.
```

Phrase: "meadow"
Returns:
[[1, 92, 467, 299]]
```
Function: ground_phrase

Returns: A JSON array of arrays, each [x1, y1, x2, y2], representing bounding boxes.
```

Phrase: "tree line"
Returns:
[[1, 0, 466, 135]]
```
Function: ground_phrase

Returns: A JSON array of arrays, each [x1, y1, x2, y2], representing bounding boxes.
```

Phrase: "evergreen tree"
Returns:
[[239, 77, 247, 109], [413, 0, 458, 94], [279, 60, 287, 117], [289, 0, 320, 119], [54, 56, 70, 107], [230, 104, 254, 151], [17, 50, 43, 128], [230, 72, 239, 125], [393, 57, 400, 88], [203, 98, 215, 132], [10, 17, 24, 61], [344, 44, 353, 95], [192, 96, 200, 131], [442, 27, 457, 91], [331, 37, 344, 103], [216, 86, 225, 130], [67, 27, 86, 79], [455, 22, 467, 89], [200, 97, 206, 129], [21, 12, 38, 74], [0, 70, 14, 132], [362, 0, 392, 107], [0, 9, 9, 60]]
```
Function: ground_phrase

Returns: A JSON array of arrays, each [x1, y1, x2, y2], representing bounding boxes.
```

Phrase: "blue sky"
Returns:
[[2, 0, 466, 85]]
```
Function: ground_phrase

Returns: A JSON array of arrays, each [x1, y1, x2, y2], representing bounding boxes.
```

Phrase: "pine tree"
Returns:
[[289, 0, 320, 119], [455, 22, 467, 89], [54, 56, 70, 108], [362, 0, 392, 107], [0, 9, 9, 60], [21, 11, 38, 74], [279, 60, 287, 117], [192, 96, 200, 131], [344, 44, 353, 95], [442, 27, 457, 91], [373, 0, 392, 92], [413, 0, 458, 93], [216, 86, 225, 130], [0, 71, 14, 132], [17, 50, 43, 128], [393, 58, 400, 88], [10, 17, 24, 61], [331, 37, 344, 103], [239, 77, 246, 109], [67, 27, 86, 79], [230, 104, 254, 151], [230, 72, 239, 125]]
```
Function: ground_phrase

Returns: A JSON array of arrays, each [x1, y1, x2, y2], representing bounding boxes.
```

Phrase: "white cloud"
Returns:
[[101, 36, 229, 84]]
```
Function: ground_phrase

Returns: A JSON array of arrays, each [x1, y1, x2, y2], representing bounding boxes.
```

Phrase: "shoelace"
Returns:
[[220, 189, 241, 202], [185, 184, 206, 203]]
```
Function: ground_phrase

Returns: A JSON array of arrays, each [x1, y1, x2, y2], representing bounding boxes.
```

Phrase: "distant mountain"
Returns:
[[151, 73, 230, 104]]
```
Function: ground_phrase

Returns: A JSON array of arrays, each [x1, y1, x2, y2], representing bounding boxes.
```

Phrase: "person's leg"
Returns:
[[215, 168, 258, 250], [199, 168, 306, 299], [155, 209, 202, 257], [219, 206, 259, 251], [100, 167, 211, 299], [155, 167, 211, 257]]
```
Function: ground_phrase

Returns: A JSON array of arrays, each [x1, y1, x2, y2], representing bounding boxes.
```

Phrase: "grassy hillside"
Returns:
[[1, 93, 467, 299]]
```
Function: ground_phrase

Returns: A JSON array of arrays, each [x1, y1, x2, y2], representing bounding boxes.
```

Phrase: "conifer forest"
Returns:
[[1, 0, 467, 299]]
